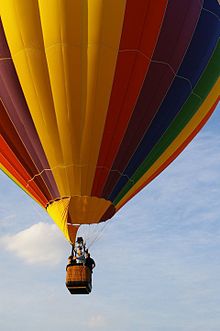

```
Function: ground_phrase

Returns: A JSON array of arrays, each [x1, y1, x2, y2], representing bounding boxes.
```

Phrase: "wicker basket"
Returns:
[[66, 265, 92, 294], [66, 265, 91, 283]]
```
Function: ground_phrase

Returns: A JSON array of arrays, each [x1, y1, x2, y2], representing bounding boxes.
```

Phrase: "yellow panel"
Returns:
[[47, 196, 114, 225], [38, 0, 126, 196], [116, 79, 220, 210], [69, 196, 113, 224], [38, 0, 84, 196], [0, 0, 68, 196], [47, 197, 81, 243], [47, 197, 72, 241], [1, 0, 126, 199], [80, 0, 126, 195]]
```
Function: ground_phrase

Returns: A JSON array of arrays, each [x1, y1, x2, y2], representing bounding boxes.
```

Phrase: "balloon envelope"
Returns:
[[0, 0, 219, 243]]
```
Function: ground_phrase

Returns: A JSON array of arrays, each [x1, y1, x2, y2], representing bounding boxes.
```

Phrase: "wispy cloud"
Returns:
[[0, 222, 68, 266], [87, 314, 107, 329]]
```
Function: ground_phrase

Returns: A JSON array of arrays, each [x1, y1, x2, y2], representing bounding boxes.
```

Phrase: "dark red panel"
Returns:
[[0, 103, 53, 201]]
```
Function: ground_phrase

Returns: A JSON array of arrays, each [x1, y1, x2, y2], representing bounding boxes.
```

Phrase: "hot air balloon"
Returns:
[[0, 1, 219, 293]]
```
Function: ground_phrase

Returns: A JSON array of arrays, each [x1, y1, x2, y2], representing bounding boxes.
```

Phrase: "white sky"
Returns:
[[0, 106, 219, 331]]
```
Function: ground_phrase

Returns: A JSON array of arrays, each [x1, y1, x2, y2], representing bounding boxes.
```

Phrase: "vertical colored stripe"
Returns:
[[92, 0, 168, 196], [1, 0, 126, 198], [110, 10, 220, 200], [0, 0, 67, 196], [0, 20, 59, 199], [101, 0, 202, 199], [113, 44, 220, 205]]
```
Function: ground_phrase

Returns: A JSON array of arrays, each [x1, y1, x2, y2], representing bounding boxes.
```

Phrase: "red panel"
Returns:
[[92, 0, 167, 196], [117, 99, 219, 211], [1, 136, 47, 207]]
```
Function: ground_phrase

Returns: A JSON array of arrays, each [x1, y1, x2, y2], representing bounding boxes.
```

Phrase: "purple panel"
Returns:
[[101, 0, 202, 198], [0, 20, 59, 199], [0, 21, 10, 58]]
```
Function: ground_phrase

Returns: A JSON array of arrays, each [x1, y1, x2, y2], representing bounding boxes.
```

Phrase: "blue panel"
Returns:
[[204, 0, 220, 17], [109, 1, 220, 201], [177, 9, 220, 86]]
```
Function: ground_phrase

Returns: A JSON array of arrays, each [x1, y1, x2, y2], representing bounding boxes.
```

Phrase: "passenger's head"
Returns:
[[87, 253, 90, 258], [77, 249, 82, 256]]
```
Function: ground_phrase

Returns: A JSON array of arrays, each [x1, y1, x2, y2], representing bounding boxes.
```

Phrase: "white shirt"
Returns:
[[76, 253, 86, 264]]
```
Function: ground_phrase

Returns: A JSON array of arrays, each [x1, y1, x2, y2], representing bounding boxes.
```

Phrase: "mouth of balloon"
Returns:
[[46, 196, 116, 242], [46, 196, 116, 225]]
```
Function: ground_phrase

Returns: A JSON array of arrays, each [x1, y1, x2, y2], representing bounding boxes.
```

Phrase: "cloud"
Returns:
[[87, 314, 106, 329], [0, 222, 68, 266], [0, 110, 219, 331]]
